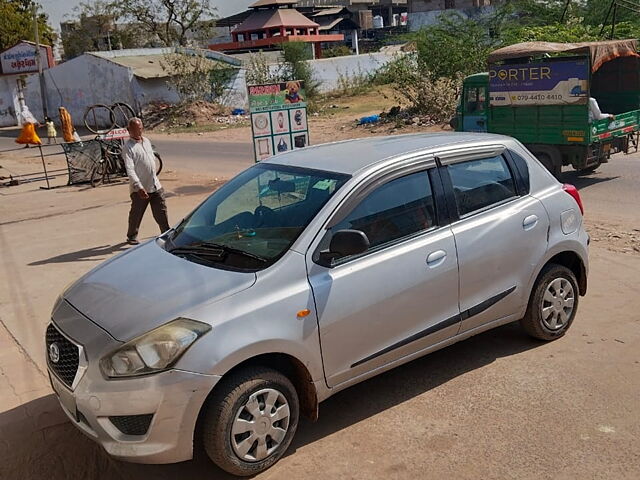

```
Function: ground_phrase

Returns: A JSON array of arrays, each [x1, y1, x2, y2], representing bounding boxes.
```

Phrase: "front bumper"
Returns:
[[49, 366, 219, 463], [47, 301, 220, 463]]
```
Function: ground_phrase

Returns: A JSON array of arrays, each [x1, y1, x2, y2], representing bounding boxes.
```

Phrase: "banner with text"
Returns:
[[489, 59, 590, 107]]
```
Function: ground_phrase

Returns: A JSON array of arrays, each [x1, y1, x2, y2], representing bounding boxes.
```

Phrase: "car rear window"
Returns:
[[448, 155, 518, 217], [507, 150, 531, 194]]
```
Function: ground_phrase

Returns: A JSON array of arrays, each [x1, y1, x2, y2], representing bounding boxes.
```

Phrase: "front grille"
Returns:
[[109, 414, 154, 436], [46, 323, 80, 388]]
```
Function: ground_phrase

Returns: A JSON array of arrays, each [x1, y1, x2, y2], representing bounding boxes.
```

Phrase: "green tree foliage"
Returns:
[[376, 53, 461, 121], [0, 1, 56, 51], [281, 42, 320, 100], [62, 1, 148, 59], [414, 12, 498, 82], [323, 45, 353, 58], [245, 52, 282, 85], [112, 0, 217, 47], [375, 0, 640, 119], [161, 50, 236, 102]]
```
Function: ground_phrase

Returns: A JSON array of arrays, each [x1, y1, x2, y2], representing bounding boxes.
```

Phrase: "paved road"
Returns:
[[560, 152, 640, 225], [2, 125, 638, 209], [0, 129, 255, 181], [148, 135, 254, 178]]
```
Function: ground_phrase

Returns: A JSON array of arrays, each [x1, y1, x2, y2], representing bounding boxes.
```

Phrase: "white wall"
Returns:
[[10, 54, 136, 126], [219, 52, 399, 110], [0, 76, 19, 127], [307, 52, 398, 93], [132, 77, 181, 110], [8, 49, 242, 126], [1, 51, 399, 126]]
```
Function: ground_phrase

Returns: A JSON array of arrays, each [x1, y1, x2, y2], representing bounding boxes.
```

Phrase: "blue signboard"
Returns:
[[489, 59, 589, 106]]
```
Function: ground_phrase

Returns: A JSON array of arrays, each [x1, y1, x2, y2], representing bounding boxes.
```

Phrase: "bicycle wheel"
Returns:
[[111, 102, 136, 129], [153, 152, 163, 176], [84, 104, 115, 134], [90, 161, 107, 187]]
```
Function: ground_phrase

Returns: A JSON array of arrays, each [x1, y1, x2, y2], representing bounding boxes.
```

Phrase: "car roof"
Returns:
[[263, 132, 512, 174]]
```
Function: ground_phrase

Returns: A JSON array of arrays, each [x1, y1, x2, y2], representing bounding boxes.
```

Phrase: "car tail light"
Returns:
[[563, 184, 584, 215]]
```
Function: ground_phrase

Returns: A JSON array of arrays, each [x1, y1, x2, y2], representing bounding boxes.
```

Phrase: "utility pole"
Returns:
[[560, 0, 571, 23], [33, 2, 48, 121]]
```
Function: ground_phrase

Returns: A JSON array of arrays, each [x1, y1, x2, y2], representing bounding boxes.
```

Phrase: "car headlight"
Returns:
[[100, 318, 211, 378]]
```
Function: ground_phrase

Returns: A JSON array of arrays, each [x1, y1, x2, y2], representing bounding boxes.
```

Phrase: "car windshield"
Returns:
[[167, 163, 349, 271]]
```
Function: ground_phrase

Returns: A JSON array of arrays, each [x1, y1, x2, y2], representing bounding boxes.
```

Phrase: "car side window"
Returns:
[[465, 87, 485, 114], [328, 171, 437, 260], [448, 155, 518, 217]]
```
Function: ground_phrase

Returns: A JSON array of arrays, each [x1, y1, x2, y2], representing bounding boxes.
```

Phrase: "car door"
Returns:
[[306, 161, 460, 388], [438, 147, 550, 333]]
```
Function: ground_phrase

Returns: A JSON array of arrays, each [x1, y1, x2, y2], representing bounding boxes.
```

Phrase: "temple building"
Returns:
[[209, 0, 344, 58]]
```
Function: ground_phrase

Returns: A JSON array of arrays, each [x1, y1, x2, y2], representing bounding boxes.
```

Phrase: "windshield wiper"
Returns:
[[169, 242, 268, 264]]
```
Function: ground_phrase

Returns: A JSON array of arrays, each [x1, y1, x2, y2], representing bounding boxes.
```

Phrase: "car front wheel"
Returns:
[[521, 264, 579, 341], [202, 367, 299, 476]]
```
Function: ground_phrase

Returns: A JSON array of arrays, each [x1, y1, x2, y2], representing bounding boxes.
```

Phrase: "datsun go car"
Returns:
[[46, 133, 588, 476]]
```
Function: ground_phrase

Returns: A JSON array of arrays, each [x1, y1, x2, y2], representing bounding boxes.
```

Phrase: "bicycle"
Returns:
[[90, 137, 163, 187], [90, 137, 125, 187], [84, 102, 137, 134]]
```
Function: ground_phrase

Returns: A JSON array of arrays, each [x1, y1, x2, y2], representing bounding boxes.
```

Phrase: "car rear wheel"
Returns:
[[521, 264, 579, 341], [202, 367, 299, 476]]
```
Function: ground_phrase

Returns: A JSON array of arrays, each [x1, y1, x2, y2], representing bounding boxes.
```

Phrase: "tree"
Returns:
[[61, 1, 148, 59], [161, 50, 237, 102], [498, 1, 640, 44], [0, 1, 56, 51], [112, 0, 217, 47], [415, 12, 498, 82], [281, 42, 320, 99]]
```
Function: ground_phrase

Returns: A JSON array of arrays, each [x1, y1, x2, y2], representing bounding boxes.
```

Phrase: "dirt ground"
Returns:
[[1, 107, 639, 479], [154, 85, 445, 144]]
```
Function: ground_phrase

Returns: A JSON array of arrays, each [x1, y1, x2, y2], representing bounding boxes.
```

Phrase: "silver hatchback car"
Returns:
[[46, 133, 588, 476]]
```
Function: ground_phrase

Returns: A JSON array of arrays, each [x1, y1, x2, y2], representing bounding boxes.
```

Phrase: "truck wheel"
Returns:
[[520, 264, 579, 341], [202, 367, 299, 476], [580, 161, 601, 174], [535, 152, 561, 178]]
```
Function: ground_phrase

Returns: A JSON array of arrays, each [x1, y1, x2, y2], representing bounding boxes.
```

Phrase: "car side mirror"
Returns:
[[318, 229, 370, 266]]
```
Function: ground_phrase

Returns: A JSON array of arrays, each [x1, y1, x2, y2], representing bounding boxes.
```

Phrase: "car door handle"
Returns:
[[426, 250, 447, 267], [523, 214, 538, 230]]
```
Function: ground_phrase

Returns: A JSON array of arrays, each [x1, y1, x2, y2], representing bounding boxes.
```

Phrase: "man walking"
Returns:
[[123, 117, 170, 245]]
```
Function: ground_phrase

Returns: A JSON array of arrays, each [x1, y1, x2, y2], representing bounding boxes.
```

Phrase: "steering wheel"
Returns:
[[254, 205, 277, 228]]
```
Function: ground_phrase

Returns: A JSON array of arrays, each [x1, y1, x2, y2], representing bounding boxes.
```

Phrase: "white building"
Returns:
[[0, 47, 242, 127], [0, 41, 55, 127]]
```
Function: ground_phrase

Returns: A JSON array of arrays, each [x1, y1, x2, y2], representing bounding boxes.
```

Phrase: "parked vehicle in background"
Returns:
[[454, 39, 640, 177], [45, 133, 588, 476]]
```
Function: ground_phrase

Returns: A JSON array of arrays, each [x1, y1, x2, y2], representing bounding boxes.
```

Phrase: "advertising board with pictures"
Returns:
[[248, 81, 310, 162]]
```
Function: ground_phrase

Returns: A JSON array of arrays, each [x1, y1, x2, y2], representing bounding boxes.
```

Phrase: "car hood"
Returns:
[[63, 240, 256, 342]]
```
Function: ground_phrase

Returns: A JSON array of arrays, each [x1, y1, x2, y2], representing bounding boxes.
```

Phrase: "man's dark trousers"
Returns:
[[127, 188, 170, 240]]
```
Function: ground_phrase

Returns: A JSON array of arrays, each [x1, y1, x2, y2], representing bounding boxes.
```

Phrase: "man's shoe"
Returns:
[[126, 237, 140, 245]]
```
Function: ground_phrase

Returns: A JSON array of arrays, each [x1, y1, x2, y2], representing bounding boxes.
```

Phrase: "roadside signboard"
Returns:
[[97, 127, 129, 140], [0, 41, 54, 75], [248, 81, 310, 162], [489, 59, 589, 107]]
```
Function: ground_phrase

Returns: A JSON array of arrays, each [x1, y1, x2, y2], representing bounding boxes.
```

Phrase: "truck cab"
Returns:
[[457, 73, 489, 133]]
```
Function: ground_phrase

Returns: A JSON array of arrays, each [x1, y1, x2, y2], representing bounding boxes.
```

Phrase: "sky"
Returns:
[[39, 0, 255, 31]]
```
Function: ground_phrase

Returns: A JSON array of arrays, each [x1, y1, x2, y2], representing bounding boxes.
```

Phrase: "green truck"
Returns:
[[454, 40, 640, 176]]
